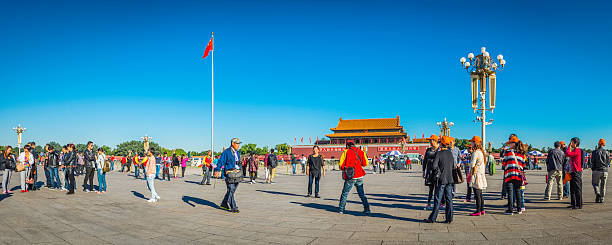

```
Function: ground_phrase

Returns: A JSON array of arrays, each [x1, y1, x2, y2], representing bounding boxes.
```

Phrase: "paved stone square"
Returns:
[[1, 165, 611, 245]]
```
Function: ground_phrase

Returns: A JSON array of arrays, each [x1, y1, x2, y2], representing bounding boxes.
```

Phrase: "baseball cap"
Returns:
[[506, 136, 520, 144], [441, 136, 452, 146], [469, 136, 482, 143], [426, 135, 439, 141], [599, 139, 606, 146], [231, 138, 242, 144]]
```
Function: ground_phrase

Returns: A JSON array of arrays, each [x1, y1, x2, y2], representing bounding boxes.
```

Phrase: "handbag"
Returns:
[[103, 161, 110, 173], [343, 149, 361, 180], [453, 166, 464, 184], [563, 172, 572, 184], [16, 162, 24, 172], [226, 169, 242, 184]]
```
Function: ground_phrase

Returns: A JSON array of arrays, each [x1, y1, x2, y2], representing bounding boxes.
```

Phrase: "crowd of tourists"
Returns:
[[0, 135, 609, 222]]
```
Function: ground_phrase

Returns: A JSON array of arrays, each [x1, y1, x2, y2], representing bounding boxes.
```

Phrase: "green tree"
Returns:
[[101, 145, 113, 155], [275, 143, 289, 155], [114, 140, 162, 156], [240, 143, 257, 155], [47, 141, 62, 152], [254, 146, 269, 155]]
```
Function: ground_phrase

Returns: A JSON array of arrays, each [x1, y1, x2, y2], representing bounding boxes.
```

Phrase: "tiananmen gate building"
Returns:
[[291, 116, 429, 160]]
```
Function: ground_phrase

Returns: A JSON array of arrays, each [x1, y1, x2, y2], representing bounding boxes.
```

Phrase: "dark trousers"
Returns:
[[428, 184, 454, 222], [501, 181, 507, 198], [67, 168, 75, 193], [427, 185, 435, 205], [181, 166, 186, 177], [570, 171, 583, 208], [308, 173, 321, 196], [466, 184, 473, 200], [44, 167, 51, 187], [221, 182, 239, 210], [201, 166, 211, 184], [242, 166, 247, 177], [506, 180, 523, 212], [163, 167, 170, 181], [249, 171, 257, 181], [474, 188, 484, 212], [83, 167, 95, 191]]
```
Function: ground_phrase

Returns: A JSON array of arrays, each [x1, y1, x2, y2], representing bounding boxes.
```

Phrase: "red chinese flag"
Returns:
[[202, 37, 213, 59], [301, 137, 303, 143], [309, 137, 311, 144], [294, 137, 297, 142]]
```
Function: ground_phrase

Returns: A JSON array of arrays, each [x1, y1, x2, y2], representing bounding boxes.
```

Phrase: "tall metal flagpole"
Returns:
[[211, 32, 214, 156]]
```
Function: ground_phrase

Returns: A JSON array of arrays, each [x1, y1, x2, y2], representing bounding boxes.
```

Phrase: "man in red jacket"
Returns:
[[338, 140, 370, 214], [566, 137, 583, 209]]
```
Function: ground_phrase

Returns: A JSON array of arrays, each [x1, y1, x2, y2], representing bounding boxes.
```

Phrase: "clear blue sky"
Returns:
[[1, 0, 611, 151]]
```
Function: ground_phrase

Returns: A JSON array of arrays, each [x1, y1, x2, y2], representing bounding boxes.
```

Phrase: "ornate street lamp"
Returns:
[[459, 46, 506, 148], [141, 135, 152, 153], [437, 118, 454, 137], [13, 125, 26, 155]]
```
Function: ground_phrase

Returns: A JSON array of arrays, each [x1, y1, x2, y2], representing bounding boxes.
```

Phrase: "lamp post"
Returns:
[[459, 46, 506, 148], [437, 118, 454, 137], [141, 135, 152, 153], [13, 125, 26, 155]]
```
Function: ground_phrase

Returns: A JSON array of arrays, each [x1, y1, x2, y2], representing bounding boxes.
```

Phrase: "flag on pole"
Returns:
[[422, 133, 425, 139], [316, 136, 319, 143], [294, 137, 297, 143], [301, 137, 303, 143], [202, 36, 213, 59], [309, 137, 311, 144]]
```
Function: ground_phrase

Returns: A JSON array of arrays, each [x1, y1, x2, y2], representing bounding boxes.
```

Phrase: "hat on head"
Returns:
[[231, 138, 242, 144], [599, 139, 606, 146], [441, 136, 452, 146], [560, 141, 566, 146], [469, 136, 482, 143], [506, 136, 520, 144], [426, 135, 439, 141]]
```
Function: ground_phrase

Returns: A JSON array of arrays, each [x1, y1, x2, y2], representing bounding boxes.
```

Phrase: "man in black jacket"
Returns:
[[47, 146, 62, 189], [592, 139, 610, 203], [545, 141, 565, 200], [66, 144, 77, 195], [424, 136, 455, 224], [83, 141, 96, 192]]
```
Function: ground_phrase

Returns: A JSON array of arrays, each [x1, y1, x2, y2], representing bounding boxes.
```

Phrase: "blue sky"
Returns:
[[1, 0, 611, 151]]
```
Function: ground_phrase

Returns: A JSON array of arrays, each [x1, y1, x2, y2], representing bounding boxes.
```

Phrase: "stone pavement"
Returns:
[[1, 165, 611, 245]]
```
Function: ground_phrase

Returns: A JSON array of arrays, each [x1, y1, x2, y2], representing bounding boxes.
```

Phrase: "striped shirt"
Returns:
[[502, 150, 525, 183]]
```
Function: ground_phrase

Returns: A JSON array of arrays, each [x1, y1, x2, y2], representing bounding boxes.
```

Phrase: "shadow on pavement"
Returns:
[[182, 195, 218, 208], [290, 201, 422, 222], [131, 191, 147, 200], [256, 189, 306, 197], [184, 180, 202, 185], [0, 194, 12, 202]]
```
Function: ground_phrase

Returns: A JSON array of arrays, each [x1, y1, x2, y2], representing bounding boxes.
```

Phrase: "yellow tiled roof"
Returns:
[[331, 116, 402, 131]]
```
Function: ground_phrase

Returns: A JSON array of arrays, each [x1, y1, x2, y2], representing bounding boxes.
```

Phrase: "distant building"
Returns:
[[292, 116, 429, 159]]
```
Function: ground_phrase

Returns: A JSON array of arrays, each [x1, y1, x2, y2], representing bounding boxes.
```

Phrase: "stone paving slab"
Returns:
[[1, 165, 612, 244]]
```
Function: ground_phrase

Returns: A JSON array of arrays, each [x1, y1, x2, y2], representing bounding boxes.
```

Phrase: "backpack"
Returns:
[[268, 154, 278, 168]]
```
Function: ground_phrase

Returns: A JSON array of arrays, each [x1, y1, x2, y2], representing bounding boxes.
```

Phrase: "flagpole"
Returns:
[[211, 32, 214, 156]]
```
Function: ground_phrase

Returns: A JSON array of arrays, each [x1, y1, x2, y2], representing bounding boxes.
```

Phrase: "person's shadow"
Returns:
[[182, 195, 219, 208], [290, 201, 421, 222], [131, 191, 147, 200], [184, 180, 202, 185]]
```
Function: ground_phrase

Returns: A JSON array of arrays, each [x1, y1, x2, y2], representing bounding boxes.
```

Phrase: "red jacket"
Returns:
[[565, 147, 582, 172], [339, 147, 368, 179]]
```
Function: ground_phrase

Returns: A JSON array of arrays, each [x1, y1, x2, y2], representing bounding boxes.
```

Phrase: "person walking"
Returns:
[[133, 154, 141, 179], [290, 154, 297, 175], [338, 140, 370, 214], [545, 141, 565, 200], [47, 145, 61, 190], [181, 155, 188, 178], [266, 149, 278, 184], [591, 139, 610, 203], [247, 153, 258, 184], [300, 154, 306, 174], [566, 137, 583, 209], [172, 152, 179, 179], [146, 148, 160, 202], [201, 151, 213, 185], [18, 145, 35, 192], [155, 153, 162, 179], [503, 136, 526, 215], [1, 146, 16, 194], [469, 136, 487, 216], [162, 152, 171, 181], [219, 138, 242, 213], [65, 144, 77, 195], [83, 141, 96, 192], [306, 145, 325, 198], [96, 148, 107, 193], [423, 135, 439, 210], [424, 136, 455, 223]]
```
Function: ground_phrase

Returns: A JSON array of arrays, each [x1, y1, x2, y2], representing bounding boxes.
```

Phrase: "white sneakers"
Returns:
[[148, 196, 161, 203]]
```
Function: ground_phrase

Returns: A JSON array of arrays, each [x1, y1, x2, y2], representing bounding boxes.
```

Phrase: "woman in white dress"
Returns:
[[469, 136, 488, 216]]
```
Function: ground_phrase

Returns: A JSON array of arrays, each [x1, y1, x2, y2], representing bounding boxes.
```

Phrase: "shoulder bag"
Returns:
[[343, 149, 362, 180]]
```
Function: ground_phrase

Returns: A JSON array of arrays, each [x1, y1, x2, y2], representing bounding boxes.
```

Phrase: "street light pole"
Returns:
[[436, 118, 454, 137], [460, 46, 506, 149], [13, 125, 26, 155]]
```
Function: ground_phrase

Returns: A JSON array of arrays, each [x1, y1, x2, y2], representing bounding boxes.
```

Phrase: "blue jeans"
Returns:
[[97, 169, 107, 191], [44, 167, 51, 187], [428, 184, 454, 222], [308, 173, 320, 196], [221, 182, 239, 210], [564, 181, 570, 197], [146, 174, 159, 199], [292, 164, 297, 174], [338, 178, 370, 212], [506, 180, 523, 212], [134, 165, 140, 178], [155, 165, 161, 179], [50, 167, 61, 189]]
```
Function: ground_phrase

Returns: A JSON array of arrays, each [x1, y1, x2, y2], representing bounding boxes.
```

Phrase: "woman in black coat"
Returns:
[[423, 135, 440, 210]]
